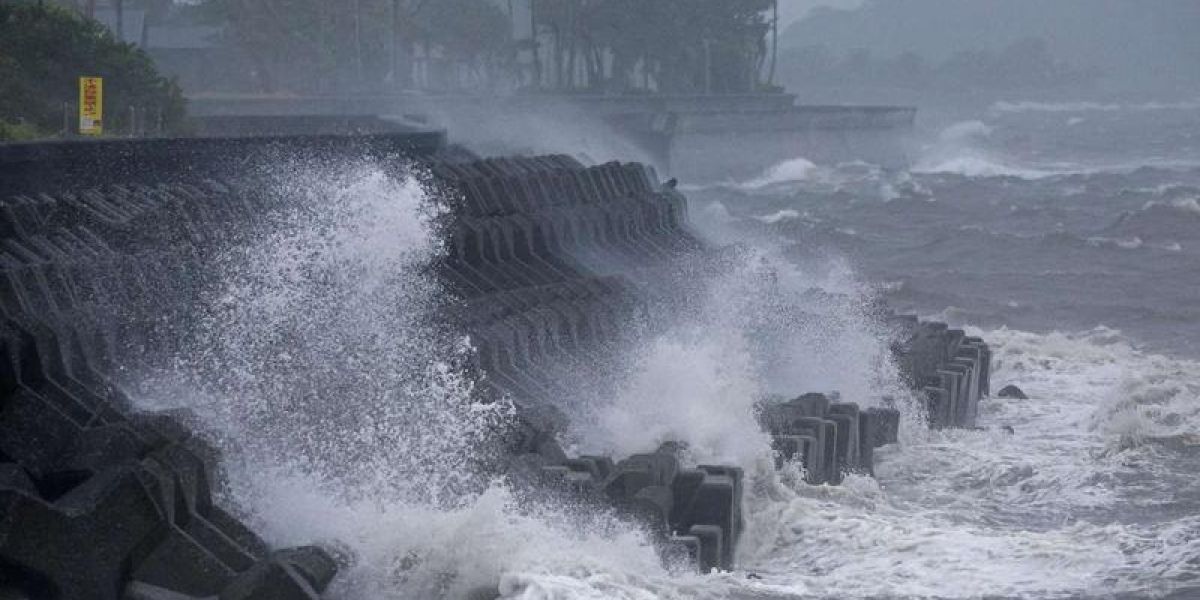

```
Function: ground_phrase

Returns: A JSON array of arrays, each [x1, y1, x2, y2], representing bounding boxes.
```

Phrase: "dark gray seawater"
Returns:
[[139, 101, 1200, 599], [674, 100, 1200, 599], [692, 102, 1200, 358]]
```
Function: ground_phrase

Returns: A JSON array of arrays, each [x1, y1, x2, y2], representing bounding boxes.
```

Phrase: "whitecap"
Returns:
[[753, 209, 802, 224], [740, 157, 821, 189]]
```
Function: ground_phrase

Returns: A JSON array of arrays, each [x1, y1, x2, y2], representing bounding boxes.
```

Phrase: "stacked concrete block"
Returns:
[[887, 314, 991, 429], [0, 319, 336, 600], [431, 156, 751, 576], [759, 393, 900, 484], [430, 156, 706, 414], [758, 314, 990, 483], [519, 441, 743, 574], [0, 181, 339, 598]]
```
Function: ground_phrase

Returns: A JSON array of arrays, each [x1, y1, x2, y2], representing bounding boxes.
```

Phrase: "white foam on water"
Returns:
[[740, 157, 821, 189], [915, 120, 1200, 180], [583, 328, 770, 470], [752, 209, 802, 224], [233, 470, 682, 599], [991, 99, 1200, 114], [573, 243, 897, 471], [991, 100, 1125, 114], [125, 160, 1200, 599], [1087, 235, 1145, 250], [1142, 196, 1200, 216], [727, 157, 917, 202], [913, 155, 1058, 179], [500, 323, 1200, 598], [914, 120, 1059, 180], [725, 326, 1200, 599], [130, 163, 694, 599], [181, 164, 505, 504]]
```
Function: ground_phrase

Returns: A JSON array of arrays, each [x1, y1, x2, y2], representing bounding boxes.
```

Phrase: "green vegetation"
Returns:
[[0, 2, 185, 140]]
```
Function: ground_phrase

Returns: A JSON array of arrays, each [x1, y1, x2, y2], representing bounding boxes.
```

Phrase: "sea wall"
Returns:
[[0, 131, 446, 196], [184, 94, 917, 179], [0, 134, 986, 598]]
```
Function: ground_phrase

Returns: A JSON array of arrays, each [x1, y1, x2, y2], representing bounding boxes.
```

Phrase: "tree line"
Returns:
[[1, 2, 185, 140], [192, 0, 779, 95]]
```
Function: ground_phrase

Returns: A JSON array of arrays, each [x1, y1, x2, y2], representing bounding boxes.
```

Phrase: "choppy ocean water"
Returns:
[[132, 100, 1200, 599], [676, 101, 1200, 599]]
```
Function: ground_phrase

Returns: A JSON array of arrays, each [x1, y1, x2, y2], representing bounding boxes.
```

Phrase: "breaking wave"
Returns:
[[991, 99, 1200, 114], [118, 104, 1200, 599], [126, 163, 703, 599], [753, 209, 802, 224], [726, 326, 1200, 598], [740, 157, 821, 189], [913, 120, 1058, 180]]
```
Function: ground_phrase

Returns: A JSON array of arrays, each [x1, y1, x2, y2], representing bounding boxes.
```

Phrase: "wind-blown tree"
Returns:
[[0, 2, 185, 140]]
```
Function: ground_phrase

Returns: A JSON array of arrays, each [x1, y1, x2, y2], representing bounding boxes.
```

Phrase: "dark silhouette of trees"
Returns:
[[0, 2, 185, 139], [533, 0, 773, 93], [193, 0, 777, 95]]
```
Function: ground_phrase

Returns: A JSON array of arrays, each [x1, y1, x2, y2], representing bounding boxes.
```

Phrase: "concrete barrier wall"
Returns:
[[0, 131, 446, 196]]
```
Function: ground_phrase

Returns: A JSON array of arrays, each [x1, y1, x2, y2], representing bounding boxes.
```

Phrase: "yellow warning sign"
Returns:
[[79, 76, 103, 136]]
